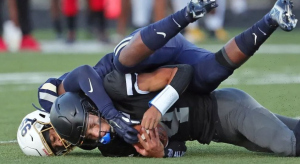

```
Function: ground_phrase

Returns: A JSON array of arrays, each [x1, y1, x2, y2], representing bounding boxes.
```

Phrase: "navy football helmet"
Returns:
[[50, 92, 98, 146]]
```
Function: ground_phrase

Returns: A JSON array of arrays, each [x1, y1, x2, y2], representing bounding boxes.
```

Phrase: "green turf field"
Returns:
[[0, 29, 300, 163]]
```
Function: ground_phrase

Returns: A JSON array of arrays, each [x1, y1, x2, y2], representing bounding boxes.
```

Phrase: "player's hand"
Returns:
[[141, 106, 162, 130], [108, 112, 138, 144], [133, 127, 164, 158]]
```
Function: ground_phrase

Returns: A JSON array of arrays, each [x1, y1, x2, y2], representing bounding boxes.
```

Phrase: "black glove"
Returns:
[[108, 112, 138, 144]]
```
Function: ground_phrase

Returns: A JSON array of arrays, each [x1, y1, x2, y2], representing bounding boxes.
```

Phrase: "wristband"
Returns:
[[149, 85, 179, 115]]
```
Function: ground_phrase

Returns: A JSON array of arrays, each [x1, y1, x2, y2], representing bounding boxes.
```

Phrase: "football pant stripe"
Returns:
[[39, 92, 58, 103], [114, 36, 133, 56], [40, 83, 57, 93]]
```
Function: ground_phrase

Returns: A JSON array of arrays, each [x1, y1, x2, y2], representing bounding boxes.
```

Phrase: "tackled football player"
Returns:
[[38, 0, 297, 147], [50, 64, 193, 157], [51, 64, 300, 158]]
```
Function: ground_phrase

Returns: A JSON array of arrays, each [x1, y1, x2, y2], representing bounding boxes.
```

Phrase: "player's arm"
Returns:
[[137, 64, 193, 130], [61, 65, 138, 144]]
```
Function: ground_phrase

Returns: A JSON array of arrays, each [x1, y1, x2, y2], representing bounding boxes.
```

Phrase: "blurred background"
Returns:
[[0, 0, 299, 53]]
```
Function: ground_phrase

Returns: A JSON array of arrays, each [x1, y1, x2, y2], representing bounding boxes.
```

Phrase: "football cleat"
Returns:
[[186, 0, 218, 22], [269, 0, 298, 31]]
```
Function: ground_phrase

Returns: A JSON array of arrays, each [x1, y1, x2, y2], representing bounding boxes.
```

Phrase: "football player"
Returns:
[[38, 0, 297, 146], [48, 64, 192, 157], [17, 110, 74, 156], [50, 65, 300, 158]]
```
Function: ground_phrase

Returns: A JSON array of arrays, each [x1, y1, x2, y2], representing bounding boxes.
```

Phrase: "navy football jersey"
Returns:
[[104, 70, 217, 144]]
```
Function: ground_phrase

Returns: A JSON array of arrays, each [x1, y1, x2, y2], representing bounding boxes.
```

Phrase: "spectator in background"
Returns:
[[114, 0, 168, 43], [54, 0, 114, 44], [131, 0, 167, 28], [0, 0, 7, 52], [86, 0, 110, 43], [8, 0, 40, 51], [62, 0, 78, 43], [203, 0, 229, 41], [115, 0, 130, 42], [50, 0, 63, 40]]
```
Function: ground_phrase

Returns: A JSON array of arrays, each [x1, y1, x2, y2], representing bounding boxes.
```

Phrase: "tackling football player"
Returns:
[[112, 0, 297, 130]]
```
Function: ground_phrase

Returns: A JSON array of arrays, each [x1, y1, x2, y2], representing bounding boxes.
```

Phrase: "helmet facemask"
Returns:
[[41, 122, 74, 156], [79, 98, 115, 145]]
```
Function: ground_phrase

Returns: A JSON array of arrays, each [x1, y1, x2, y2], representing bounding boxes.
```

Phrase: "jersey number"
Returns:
[[19, 118, 35, 137], [161, 107, 189, 137]]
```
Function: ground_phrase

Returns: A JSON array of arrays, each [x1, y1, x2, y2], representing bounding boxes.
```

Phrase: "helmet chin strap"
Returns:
[[97, 111, 111, 144]]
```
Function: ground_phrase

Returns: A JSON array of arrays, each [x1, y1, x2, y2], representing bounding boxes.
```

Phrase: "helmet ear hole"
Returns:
[[39, 114, 45, 118]]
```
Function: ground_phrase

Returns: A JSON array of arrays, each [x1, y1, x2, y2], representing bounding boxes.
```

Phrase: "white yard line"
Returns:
[[1, 71, 300, 87], [0, 140, 17, 144], [40, 41, 300, 54]]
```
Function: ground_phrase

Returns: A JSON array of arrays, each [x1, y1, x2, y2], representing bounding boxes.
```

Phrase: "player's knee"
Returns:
[[113, 56, 134, 74], [269, 129, 295, 156], [78, 65, 94, 73], [250, 108, 296, 156]]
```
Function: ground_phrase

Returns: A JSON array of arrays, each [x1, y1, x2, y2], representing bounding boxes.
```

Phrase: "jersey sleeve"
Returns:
[[37, 73, 68, 113]]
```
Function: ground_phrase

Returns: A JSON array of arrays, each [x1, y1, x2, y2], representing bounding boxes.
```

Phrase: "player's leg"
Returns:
[[219, 0, 297, 69], [204, 0, 228, 41], [114, 0, 218, 72], [0, 0, 7, 52], [0, 0, 3, 37], [16, 0, 31, 37], [62, 0, 78, 43], [50, 0, 63, 39], [16, 0, 41, 51], [212, 88, 299, 156], [181, 0, 298, 93], [275, 114, 299, 130]]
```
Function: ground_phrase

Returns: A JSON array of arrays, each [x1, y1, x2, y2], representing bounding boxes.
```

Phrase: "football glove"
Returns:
[[108, 112, 139, 144]]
